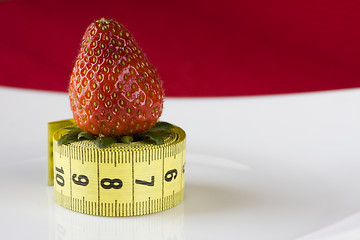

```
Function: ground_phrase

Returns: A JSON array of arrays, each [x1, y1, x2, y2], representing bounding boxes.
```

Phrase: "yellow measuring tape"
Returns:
[[48, 119, 186, 217]]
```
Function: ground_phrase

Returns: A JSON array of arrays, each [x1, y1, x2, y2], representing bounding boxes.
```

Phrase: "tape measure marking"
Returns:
[[51, 120, 185, 217]]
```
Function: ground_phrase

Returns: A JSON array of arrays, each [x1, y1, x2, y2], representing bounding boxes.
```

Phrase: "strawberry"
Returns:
[[69, 18, 164, 136]]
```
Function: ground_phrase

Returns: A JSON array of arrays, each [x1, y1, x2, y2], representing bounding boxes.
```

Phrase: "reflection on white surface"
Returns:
[[48, 189, 184, 240]]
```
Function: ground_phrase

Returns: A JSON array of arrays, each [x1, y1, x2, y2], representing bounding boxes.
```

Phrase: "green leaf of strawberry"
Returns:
[[140, 131, 164, 145], [95, 136, 118, 149], [69, 18, 164, 137], [57, 121, 175, 147], [78, 131, 96, 140], [58, 132, 80, 146], [118, 135, 134, 144], [148, 122, 174, 131]]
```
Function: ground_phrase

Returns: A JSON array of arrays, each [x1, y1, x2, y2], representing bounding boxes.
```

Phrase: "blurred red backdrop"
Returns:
[[0, 0, 359, 96]]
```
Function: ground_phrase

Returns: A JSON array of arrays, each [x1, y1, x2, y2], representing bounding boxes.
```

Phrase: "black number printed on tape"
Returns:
[[165, 169, 178, 182], [72, 174, 89, 186], [55, 168, 183, 188], [55, 167, 65, 187]]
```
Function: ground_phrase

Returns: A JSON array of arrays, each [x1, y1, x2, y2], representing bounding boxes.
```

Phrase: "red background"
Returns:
[[0, 0, 359, 96]]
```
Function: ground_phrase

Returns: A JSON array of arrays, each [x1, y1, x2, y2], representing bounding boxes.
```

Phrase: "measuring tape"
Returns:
[[48, 119, 186, 217]]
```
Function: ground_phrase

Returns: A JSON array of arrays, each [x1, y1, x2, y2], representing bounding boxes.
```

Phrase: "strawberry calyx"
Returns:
[[58, 121, 174, 148]]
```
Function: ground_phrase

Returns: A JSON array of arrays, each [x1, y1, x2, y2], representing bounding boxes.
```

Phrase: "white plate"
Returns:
[[1, 87, 360, 239]]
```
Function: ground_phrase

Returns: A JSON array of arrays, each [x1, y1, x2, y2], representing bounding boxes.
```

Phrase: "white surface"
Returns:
[[0, 86, 359, 240], [299, 212, 360, 240]]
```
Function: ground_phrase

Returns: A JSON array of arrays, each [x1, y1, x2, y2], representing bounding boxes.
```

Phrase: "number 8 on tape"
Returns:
[[48, 119, 186, 217]]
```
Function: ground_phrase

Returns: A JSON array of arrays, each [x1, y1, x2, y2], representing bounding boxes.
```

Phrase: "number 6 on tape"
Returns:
[[48, 119, 186, 217]]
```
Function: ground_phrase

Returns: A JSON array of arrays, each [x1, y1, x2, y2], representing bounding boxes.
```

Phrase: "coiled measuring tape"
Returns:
[[48, 119, 186, 217]]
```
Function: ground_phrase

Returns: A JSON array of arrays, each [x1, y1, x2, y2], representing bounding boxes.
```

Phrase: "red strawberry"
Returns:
[[69, 18, 164, 136]]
